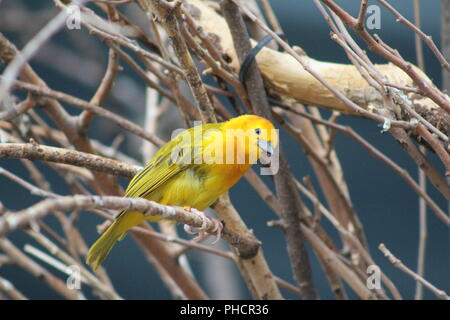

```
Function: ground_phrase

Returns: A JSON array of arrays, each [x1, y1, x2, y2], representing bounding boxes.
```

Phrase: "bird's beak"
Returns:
[[257, 139, 273, 156]]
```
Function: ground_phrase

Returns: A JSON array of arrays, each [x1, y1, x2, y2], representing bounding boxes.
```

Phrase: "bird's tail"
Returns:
[[86, 211, 143, 271]]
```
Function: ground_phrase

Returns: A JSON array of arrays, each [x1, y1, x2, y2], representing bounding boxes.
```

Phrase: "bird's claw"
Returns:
[[183, 223, 197, 235], [183, 208, 223, 244], [209, 217, 223, 244]]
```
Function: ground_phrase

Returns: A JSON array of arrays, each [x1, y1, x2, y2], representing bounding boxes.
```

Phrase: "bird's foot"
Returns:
[[183, 208, 223, 244], [207, 215, 223, 244]]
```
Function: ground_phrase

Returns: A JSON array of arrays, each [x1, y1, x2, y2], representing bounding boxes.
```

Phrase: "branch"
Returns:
[[416, 124, 450, 177], [26, 229, 121, 300], [377, 0, 450, 73], [0, 238, 83, 300], [0, 276, 27, 300], [7, 78, 165, 147], [356, 0, 368, 31], [301, 225, 377, 300], [379, 243, 450, 300], [137, 0, 217, 123], [220, 0, 317, 299], [181, 0, 447, 133], [0, 0, 88, 103], [0, 143, 138, 179], [0, 194, 259, 258], [133, 0, 283, 300], [273, 107, 368, 251], [388, 124, 450, 203], [79, 48, 120, 133], [321, 0, 450, 115], [274, 105, 450, 228], [0, 32, 121, 195], [213, 194, 283, 299]]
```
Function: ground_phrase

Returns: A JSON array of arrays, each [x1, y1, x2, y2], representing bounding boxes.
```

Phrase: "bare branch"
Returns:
[[0, 142, 138, 179], [7, 78, 165, 147], [378, 0, 450, 73], [0, 0, 88, 103], [379, 243, 450, 300], [221, 0, 317, 299]]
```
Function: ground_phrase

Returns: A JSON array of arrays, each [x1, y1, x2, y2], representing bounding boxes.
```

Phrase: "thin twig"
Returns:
[[0, 0, 88, 103], [7, 78, 165, 147], [79, 48, 120, 133], [415, 154, 427, 300], [379, 243, 449, 300], [26, 229, 121, 300], [274, 104, 450, 227], [231, 0, 416, 129], [0, 276, 27, 300], [321, 0, 450, 114], [412, 3, 427, 296], [356, 0, 368, 31], [0, 238, 84, 300], [378, 0, 450, 73]]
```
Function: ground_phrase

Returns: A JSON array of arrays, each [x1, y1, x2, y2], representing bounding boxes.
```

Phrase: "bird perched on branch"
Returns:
[[86, 114, 278, 270]]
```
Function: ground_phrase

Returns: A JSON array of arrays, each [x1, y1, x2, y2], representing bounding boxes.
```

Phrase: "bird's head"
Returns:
[[224, 115, 278, 165]]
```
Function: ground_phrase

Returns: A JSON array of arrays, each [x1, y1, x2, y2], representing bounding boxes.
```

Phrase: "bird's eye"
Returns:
[[255, 128, 261, 135]]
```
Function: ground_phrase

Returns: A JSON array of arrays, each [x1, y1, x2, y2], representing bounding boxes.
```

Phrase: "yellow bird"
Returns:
[[86, 114, 278, 270]]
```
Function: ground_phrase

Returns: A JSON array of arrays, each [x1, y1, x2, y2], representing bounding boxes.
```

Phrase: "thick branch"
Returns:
[[183, 0, 449, 136], [213, 194, 282, 300]]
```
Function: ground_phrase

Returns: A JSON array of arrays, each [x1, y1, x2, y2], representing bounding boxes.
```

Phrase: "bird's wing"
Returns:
[[124, 137, 189, 199], [123, 124, 221, 199]]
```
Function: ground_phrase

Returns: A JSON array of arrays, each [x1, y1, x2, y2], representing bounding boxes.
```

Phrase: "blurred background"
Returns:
[[0, 0, 448, 299]]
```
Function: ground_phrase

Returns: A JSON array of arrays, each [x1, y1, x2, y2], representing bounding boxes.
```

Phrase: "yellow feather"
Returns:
[[86, 115, 277, 270]]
